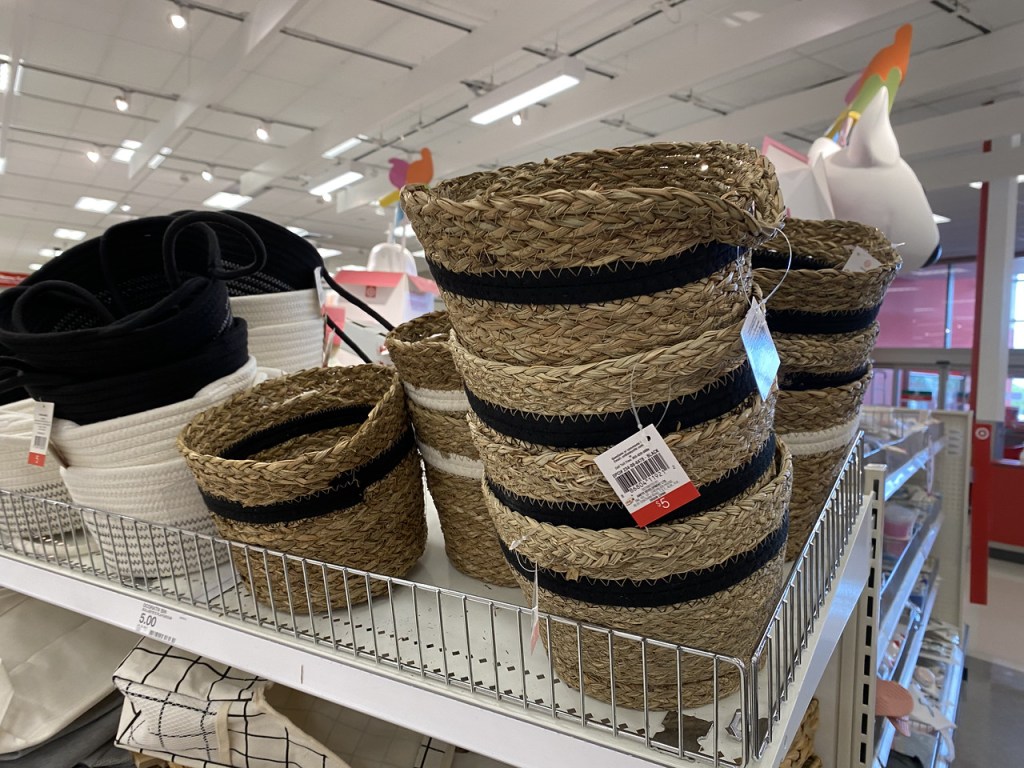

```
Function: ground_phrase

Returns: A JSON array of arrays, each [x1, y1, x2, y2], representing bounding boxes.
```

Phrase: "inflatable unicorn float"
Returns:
[[763, 24, 941, 270]]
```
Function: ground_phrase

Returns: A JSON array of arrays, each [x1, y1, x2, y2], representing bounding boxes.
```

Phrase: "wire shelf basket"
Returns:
[[0, 439, 865, 768]]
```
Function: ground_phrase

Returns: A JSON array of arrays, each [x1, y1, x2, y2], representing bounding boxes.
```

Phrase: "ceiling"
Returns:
[[2, 0, 1024, 277]]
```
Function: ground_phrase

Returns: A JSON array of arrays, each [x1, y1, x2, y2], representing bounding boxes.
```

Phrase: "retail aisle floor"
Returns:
[[963, 558, 1024, 671], [953, 657, 1024, 768]]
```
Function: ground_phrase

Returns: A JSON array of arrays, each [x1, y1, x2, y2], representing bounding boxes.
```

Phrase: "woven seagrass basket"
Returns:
[[753, 218, 900, 382], [780, 698, 821, 768], [178, 365, 426, 612], [776, 367, 872, 560], [488, 443, 792, 709], [402, 142, 784, 365], [385, 312, 515, 587]]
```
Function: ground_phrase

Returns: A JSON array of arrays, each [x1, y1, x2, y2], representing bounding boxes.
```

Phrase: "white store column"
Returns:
[[975, 134, 1019, 424]]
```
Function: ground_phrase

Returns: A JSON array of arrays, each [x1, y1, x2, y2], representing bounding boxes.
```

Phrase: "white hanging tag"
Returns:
[[594, 425, 699, 527], [529, 565, 540, 653], [313, 267, 327, 315], [27, 401, 54, 467], [741, 300, 780, 401], [843, 245, 882, 272]]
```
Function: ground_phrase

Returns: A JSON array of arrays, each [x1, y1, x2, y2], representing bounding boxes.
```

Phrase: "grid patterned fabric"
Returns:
[[114, 639, 350, 768]]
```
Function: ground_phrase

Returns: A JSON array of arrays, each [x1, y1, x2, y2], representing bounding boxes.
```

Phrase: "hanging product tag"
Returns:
[[843, 245, 882, 273], [27, 401, 54, 467], [741, 300, 780, 401], [313, 267, 327, 315], [594, 425, 699, 527], [529, 564, 541, 654]]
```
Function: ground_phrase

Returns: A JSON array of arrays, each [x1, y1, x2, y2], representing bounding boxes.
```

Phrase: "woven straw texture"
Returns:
[[774, 369, 872, 435], [755, 219, 900, 314], [780, 698, 821, 768], [468, 391, 774, 507], [403, 142, 782, 364], [786, 443, 853, 560], [178, 365, 426, 611], [385, 311, 512, 586], [61, 459, 222, 577], [493, 444, 791, 709], [449, 315, 748, 416], [775, 323, 879, 377]]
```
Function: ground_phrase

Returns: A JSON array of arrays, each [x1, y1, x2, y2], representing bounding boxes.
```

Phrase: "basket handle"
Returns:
[[163, 211, 269, 287], [7, 280, 117, 332], [323, 313, 372, 364], [318, 266, 395, 331]]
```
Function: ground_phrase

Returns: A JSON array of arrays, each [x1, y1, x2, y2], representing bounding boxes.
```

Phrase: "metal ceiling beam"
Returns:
[[239, 0, 602, 196], [914, 142, 1024, 190], [0, 0, 30, 168], [335, 0, 922, 212], [128, 0, 310, 178], [896, 98, 1024, 159], [651, 18, 1024, 146]]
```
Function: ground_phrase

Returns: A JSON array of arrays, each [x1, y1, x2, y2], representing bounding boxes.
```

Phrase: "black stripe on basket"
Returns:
[[219, 404, 374, 460], [751, 249, 833, 271], [779, 364, 870, 391], [426, 241, 740, 305], [201, 428, 415, 523], [501, 518, 788, 608], [466, 361, 756, 450], [765, 306, 880, 335], [487, 434, 776, 530]]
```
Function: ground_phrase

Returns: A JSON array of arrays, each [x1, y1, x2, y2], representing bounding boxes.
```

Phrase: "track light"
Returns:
[[320, 192, 333, 203], [114, 91, 129, 112], [511, 112, 523, 126], [201, 167, 214, 182], [255, 122, 270, 142], [86, 147, 101, 164], [169, 3, 188, 30]]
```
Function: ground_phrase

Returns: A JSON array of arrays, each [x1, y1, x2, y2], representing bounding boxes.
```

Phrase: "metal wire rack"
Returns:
[[0, 439, 866, 768]]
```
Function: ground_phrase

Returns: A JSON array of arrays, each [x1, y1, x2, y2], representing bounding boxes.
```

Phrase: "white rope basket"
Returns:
[[247, 318, 325, 372], [229, 288, 321, 328], [61, 459, 223, 578]]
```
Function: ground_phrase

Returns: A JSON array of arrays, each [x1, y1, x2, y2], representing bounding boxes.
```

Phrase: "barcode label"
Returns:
[[149, 630, 176, 644], [612, 452, 669, 492], [31, 434, 47, 452], [27, 401, 54, 467]]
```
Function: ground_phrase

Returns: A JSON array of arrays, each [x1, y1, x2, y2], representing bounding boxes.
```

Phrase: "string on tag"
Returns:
[[759, 229, 793, 306], [321, 322, 337, 368], [628, 357, 672, 440], [509, 536, 541, 653]]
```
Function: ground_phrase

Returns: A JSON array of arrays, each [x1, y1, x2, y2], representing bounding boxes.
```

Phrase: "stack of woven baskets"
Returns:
[[403, 142, 791, 708], [754, 219, 900, 559], [385, 312, 516, 587], [780, 698, 822, 768]]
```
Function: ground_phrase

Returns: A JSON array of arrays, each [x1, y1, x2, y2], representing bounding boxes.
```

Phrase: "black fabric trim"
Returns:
[[219, 405, 374, 460], [466, 362, 756, 449], [502, 518, 788, 608], [202, 428, 415, 523], [752, 249, 832, 271], [426, 242, 740, 305], [779, 364, 870, 391], [487, 434, 776, 530], [765, 306, 880, 335]]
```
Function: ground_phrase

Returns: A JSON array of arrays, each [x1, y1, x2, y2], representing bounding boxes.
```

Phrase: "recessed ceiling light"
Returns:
[[74, 196, 118, 214], [317, 248, 342, 258], [28, 263, 43, 271], [39, 248, 61, 258], [54, 228, 86, 241], [286, 226, 309, 237], [932, 213, 951, 224], [322, 137, 362, 159], [203, 191, 252, 210]]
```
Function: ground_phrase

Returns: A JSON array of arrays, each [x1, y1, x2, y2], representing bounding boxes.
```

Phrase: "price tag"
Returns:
[[843, 245, 882, 272], [27, 401, 54, 467], [313, 267, 327, 315], [741, 300, 780, 401], [134, 602, 185, 645], [594, 425, 699, 527]]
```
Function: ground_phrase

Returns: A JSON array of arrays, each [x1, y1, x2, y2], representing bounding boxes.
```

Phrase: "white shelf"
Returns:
[[884, 438, 945, 501]]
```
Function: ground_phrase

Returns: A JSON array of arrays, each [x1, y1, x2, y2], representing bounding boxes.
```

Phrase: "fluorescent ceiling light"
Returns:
[[322, 137, 362, 159], [469, 56, 586, 126], [54, 228, 86, 241], [286, 226, 309, 237], [0, 61, 8, 93], [1018, 175, 1024, 184], [203, 191, 252, 210], [932, 213, 951, 224], [112, 139, 141, 164], [412, 250, 426, 259], [74, 196, 118, 214], [317, 247, 342, 258], [0, 157, 5, 175], [341, 264, 367, 271], [39, 248, 61, 257], [309, 170, 363, 197], [969, 181, 982, 190]]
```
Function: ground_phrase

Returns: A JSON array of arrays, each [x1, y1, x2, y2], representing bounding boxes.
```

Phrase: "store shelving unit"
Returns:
[[0, 442, 872, 768]]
